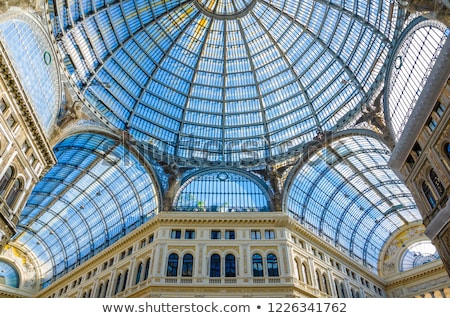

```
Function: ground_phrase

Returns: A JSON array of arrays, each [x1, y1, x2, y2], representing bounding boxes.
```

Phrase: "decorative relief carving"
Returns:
[[249, 246, 278, 253], [206, 246, 239, 254], [383, 261, 395, 275], [167, 246, 196, 252]]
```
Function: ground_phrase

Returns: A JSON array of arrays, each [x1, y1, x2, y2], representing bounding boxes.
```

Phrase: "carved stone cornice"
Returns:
[[385, 263, 447, 289], [0, 41, 56, 171]]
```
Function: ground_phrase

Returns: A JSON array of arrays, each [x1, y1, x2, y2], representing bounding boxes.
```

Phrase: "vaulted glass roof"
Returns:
[[12, 133, 159, 287], [286, 135, 422, 271], [48, 0, 401, 164], [0, 17, 60, 135], [386, 18, 448, 143]]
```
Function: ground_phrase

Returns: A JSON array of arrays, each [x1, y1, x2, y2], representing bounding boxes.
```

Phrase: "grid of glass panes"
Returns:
[[50, 0, 399, 163], [175, 171, 270, 212], [14, 133, 159, 288], [286, 135, 423, 271], [387, 20, 447, 143]]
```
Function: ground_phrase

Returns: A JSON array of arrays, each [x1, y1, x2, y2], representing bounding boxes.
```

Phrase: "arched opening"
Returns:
[[225, 254, 236, 277], [267, 254, 279, 277], [302, 263, 310, 285], [0, 167, 14, 195], [210, 254, 221, 277], [252, 254, 264, 277], [422, 181, 437, 209], [322, 273, 330, 295], [114, 273, 122, 295], [166, 253, 179, 277], [316, 270, 322, 291], [143, 258, 151, 280], [182, 254, 194, 277], [121, 269, 129, 292], [174, 170, 270, 212], [5, 178, 23, 209], [135, 262, 143, 285], [430, 169, 445, 197]]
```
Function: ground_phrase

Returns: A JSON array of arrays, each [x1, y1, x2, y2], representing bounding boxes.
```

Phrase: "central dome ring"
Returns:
[[193, 0, 258, 20]]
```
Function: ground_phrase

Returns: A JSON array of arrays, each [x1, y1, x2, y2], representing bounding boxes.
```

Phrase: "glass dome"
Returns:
[[48, 0, 401, 165]]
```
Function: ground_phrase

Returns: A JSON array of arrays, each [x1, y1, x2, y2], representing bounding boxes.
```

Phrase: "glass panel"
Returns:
[[387, 20, 448, 142], [287, 135, 423, 271], [210, 254, 221, 277], [175, 171, 270, 212], [48, 0, 399, 163], [13, 133, 159, 288]]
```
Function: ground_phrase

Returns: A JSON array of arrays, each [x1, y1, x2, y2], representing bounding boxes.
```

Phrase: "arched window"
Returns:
[[334, 280, 340, 297], [166, 253, 179, 277], [316, 270, 322, 291], [135, 262, 143, 285], [121, 269, 129, 292], [322, 273, 329, 295], [446, 143, 450, 160], [422, 182, 437, 208], [294, 259, 300, 280], [0, 167, 13, 195], [182, 254, 194, 277], [252, 254, 264, 277], [267, 254, 279, 277], [114, 273, 122, 295], [5, 178, 22, 208], [210, 254, 221, 277], [430, 169, 445, 197], [340, 282, 347, 298], [225, 254, 236, 277], [104, 280, 109, 298], [143, 258, 151, 280], [96, 283, 104, 298], [175, 171, 270, 212], [302, 263, 310, 285]]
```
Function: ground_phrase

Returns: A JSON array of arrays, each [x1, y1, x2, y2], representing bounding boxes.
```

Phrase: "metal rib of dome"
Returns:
[[48, 0, 401, 165]]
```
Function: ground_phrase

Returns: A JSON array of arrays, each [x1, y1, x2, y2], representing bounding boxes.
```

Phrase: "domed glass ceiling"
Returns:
[[286, 135, 423, 271], [49, 0, 401, 165]]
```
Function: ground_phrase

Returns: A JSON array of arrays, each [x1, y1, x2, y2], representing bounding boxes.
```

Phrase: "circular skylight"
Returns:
[[48, 0, 401, 165]]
